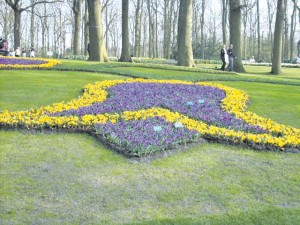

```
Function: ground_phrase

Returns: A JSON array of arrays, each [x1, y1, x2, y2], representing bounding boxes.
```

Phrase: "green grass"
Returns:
[[54, 60, 300, 85], [197, 63, 300, 80], [0, 61, 300, 224], [0, 70, 126, 111], [217, 82, 300, 128], [1, 131, 300, 224]]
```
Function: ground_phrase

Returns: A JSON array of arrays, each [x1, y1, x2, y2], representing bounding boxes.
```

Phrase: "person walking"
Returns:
[[87, 43, 90, 56], [220, 44, 228, 71], [226, 44, 236, 71]]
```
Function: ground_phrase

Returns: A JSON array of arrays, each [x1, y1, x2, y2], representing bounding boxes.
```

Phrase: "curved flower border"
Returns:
[[0, 56, 61, 69], [0, 79, 299, 151]]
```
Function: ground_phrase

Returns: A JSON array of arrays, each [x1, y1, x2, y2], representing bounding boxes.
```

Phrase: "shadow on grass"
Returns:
[[126, 208, 300, 225]]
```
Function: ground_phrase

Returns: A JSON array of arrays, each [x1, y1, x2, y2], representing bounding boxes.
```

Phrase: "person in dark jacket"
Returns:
[[226, 44, 236, 71], [0, 38, 9, 56], [220, 44, 228, 71]]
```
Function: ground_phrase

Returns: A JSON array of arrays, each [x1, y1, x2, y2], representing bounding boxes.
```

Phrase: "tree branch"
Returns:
[[4, 0, 17, 8], [20, 0, 63, 12], [102, 0, 113, 13]]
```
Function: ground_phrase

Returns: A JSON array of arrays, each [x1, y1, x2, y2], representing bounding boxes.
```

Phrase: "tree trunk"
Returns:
[[154, 0, 159, 57], [138, 5, 143, 56], [147, 0, 153, 57], [290, 1, 297, 62], [221, 0, 228, 45], [13, 9, 21, 49], [242, 9, 247, 59], [105, 3, 108, 52], [119, 0, 131, 62], [84, 0, 89, 55], [163, 0, 174, 59], [73, 0, 82, 55], [192, 1, 199, 56], [267, 0, 274, 60], [271, 0, 285, 75], [256, 0, 261, 61], [172, 1, 179, 52], [87, 0, 109, 62], [142, 11, 147, 57], [283, 0, 289, 61], [177, 0, 195, 67], [134, 0, 142, 57], [229, 0, 245, 72], [294, 0, 300, 56], [200, 0, 206, 59], [30, 3, 35, 48], [42, 4, 47, 56], [163, 0, 169, 58], [242, 0, 249, 59]]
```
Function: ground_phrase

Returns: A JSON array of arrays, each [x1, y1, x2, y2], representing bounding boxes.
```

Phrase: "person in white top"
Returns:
[[15, 47, 21, 57], [30, 46, 35, 57], [22, 48, 26, 57]]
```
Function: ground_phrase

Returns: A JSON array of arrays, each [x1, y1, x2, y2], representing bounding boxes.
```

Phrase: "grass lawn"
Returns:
[[0, 62, 300, 224], [197, 63, 300, 80], [55, 60, 300, 85], [217, 81, 300, 128], [0, 70, 126, 111]]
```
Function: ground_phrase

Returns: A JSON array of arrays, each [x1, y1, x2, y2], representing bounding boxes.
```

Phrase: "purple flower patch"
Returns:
[[94, 117, 199, 156], [57, 82, 267, 134], [0, 57, 46, 65]]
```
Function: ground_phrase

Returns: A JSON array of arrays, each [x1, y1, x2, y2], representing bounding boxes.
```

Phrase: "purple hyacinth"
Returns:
[[94, 117, 199, 156], [56, 82, 267, 134], [0, 57, 46, 65]]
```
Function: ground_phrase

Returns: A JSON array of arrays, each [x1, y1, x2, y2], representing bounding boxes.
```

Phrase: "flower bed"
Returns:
[[0, 56, 61, 69], [0, 79, 299, 156], [95, 117, 199, 156], [55, 82, 266, 134]]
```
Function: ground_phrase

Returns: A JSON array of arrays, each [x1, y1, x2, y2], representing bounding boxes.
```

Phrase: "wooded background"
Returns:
[[0, 0, 299, 65]]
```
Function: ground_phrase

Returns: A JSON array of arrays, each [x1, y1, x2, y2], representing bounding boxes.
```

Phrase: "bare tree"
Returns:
[[200, 0, 206, 59], [282, 0, 288, 61], [172, 0, 179, 53], [134, 0, 143, 57], [83, 0, 89, 55], [103, 0, 116, 55], [147, 0, 154, 57], [271, 0, 285, 74], [192, 0, 200, 50], [30, 0, 36, 48], [242, 0, 255, 59], [291, 0, 300, 56], [267, 0, 276, 60], [290, 0, 297, 62], [162, 0, 175, 59], [0, 2, 14, 43], [177, 0, 195, 67], [153, 0, 159, 58], [4, 0, 61, 49]]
